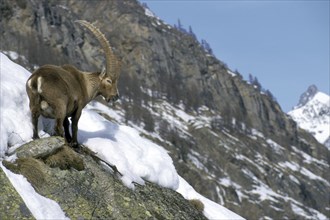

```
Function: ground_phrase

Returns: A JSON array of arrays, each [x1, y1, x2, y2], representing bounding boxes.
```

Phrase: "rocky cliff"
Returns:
[[1, 0, 329, 219], [0, 0, 296, 143], [1, 137, 206, 219]]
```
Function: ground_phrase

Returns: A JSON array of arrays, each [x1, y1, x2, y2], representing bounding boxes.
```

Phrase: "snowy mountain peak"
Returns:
[[295, 85, 319, 109], [289, 86, 330, 148]]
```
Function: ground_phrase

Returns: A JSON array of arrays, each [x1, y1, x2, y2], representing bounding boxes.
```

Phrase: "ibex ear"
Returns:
[[99, 67, 106, 79]]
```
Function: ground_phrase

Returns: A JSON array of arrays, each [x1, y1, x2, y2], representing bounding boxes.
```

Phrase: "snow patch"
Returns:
[[78, 109, 179, 190], [227, 69, 236, 77], [266, 139, 285, 154], [3, 50, 19, 60], [251, 128, 265, 139], [278, 161, 329, 186], [144, 7, 156, 18], [291, 145, 328, 167], [0, 52, 33, 157], [289, 91, 330, 146]]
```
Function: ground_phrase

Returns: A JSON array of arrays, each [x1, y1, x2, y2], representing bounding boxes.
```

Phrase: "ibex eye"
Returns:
[[106, 79, 112, 84]]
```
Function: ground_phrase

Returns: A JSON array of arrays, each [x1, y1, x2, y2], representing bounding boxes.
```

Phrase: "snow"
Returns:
[[0, 52, 243, 219], [177, 176, 244, 220], [248, 172, 328, 220], [266, 139, 285, 154], [86, 101, 124, 123], [288, 91, 330, 146], [187, 151, 210, 172], [314, 91, 330, 104], [144, 7, 157, 18], [250, 181, 281, 203], [227, 69, 236, 77], [251, 128, 265, 139], [236, 154, 266, 175], [2, 50, 19, 60], [0, 52, 33, 157], [291, 145, 328, 167], [290, 202, 327, 220], [78, 109, 179, 189], [142, 4, 167, 28], [278, 161, 329, 186], [290, 203, 310, 218]]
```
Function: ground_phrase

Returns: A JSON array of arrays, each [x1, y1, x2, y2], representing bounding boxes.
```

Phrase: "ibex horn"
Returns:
[[75, 20, 118, 78]]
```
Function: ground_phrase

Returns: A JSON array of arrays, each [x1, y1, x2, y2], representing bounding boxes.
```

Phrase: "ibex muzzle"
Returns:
[[26, 20, 121, 147]]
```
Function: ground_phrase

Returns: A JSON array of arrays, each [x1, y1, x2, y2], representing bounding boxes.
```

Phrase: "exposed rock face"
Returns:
[[15, 136, 64, 159], [296, 85, 319, 109], [1, 0, 329, 219], [0, 167, 33, 219], [0, 0, 296, 143], [2, 137, 206, 219]]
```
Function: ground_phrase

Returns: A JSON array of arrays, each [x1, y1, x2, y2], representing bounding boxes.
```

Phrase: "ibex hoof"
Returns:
[[65, 136, 72, 143], [33, 135, 40, 140], [69, 142, 82, 153]]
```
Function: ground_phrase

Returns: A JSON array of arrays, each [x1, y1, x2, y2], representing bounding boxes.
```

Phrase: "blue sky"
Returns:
[[139, 0, 329, 112]]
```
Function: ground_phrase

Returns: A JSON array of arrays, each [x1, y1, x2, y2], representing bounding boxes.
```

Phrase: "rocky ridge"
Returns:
[[295, 85, 319, 109], [1, 0, 329, 219], [1, 137, 206, 219]]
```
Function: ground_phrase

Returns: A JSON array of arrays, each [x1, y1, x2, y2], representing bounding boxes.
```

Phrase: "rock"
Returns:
[[0, 166, 33, 219], [3, 138, 206, 219], [16, 136, 65, 159]]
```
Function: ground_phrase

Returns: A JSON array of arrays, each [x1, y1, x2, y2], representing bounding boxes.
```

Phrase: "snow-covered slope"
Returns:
[[0, 52, 33, 156], [0, 52, 243, 219], [288, 85, 330, 148]]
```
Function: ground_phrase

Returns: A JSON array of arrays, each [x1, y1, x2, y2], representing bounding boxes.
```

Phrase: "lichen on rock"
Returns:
[[0, 166, 33, 219], [2, 137, 206, 219], [16, 136, 65, 159]]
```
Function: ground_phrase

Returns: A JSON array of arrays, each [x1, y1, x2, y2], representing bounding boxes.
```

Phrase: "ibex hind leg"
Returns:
[[63, 117, 72, 143], [69, 109, 82, 150], [31, 111, 40, 139], [54, 118, 65, 138], [28, 95, 41, 139]]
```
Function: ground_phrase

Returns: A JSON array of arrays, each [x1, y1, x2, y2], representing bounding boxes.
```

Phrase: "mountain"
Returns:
[[1, 0, 329, 219], [0, 52, 241, 219], [295, 85, 319, 108], [289, 85, 330, 149]]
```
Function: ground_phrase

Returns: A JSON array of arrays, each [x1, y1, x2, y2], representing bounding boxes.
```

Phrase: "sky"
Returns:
[[139, 0, 329, 112]]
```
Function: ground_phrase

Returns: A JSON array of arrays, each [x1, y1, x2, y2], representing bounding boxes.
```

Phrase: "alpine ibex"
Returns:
[[26, 20, 121, 147]]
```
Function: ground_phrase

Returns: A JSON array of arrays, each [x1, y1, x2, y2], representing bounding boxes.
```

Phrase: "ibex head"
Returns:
[[99, 70, 120, 102], [75, 20, 121, 103]]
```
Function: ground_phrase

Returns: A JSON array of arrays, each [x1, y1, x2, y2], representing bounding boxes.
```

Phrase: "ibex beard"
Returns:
[[26, 20, 121, 148]]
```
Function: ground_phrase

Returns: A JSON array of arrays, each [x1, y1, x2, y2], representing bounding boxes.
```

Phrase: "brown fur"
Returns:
[[25, 20, 121, 147]]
